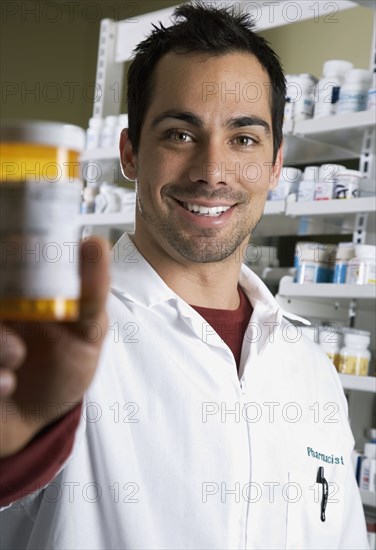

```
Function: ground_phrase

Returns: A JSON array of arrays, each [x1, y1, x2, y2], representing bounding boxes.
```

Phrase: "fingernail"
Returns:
[[0, 371, 14, 397]]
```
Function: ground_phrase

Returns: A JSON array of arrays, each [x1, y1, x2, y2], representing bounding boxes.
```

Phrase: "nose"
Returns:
[[188, 140, 235, 187]]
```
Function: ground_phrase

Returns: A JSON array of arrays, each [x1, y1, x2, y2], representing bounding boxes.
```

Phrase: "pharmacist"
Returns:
[[0, 3, 369, 549]]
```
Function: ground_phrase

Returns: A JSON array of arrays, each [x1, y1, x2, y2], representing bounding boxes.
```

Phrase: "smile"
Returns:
[[180, 202, 232, 217]]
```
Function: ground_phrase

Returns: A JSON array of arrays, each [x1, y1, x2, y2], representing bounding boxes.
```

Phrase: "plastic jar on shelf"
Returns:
[[332, 242, 355, 284], [286, 73, 317, 121], [269, 166, 302, 200], [0, 120, 85, 321], [367, 71, 376, 110], [359, 440, 376, 492], [338, 330, 371, 376], [346, 244, 376, 284], [319, 328, 341, 370], [296, 243, 336, 283], [337, 68, 373, 114], [86, 116, 103, 149], [100, 115, 118, 148], [298, 166, 319, 202], [314, 59, 353, 118], [315, 164, 346, 200], [334, 169, 362, 199]]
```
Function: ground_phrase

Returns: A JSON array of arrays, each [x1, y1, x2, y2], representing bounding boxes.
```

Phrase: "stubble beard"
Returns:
[[137, 194, 263, 264]]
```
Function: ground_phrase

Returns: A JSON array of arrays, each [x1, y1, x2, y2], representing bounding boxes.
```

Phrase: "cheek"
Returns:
[[242, 162, 275, 190]]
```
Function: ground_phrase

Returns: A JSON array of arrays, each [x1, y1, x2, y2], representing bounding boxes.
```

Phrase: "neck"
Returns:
[[132, 233, 247, 310]]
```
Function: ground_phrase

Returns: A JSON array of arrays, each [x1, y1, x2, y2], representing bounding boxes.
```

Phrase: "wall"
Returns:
[[0, 0, 183, 129], [259, 4, 374, 76], [2, 2, 373, 131]]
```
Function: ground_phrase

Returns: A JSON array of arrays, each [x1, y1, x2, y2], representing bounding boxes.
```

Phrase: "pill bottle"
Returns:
[[298, 166, 319, 202], [315, 164, 346, 200], [346, 244, 376, 284], [293, 241, 311, 281], [270, 166, 302, 201], [333, 242, 355, 283], [359, 441, 376, 492], [319, 328, 341, 369], [81, 185, 97, 214], [100, 115, 118, 148], [338, 330, 371, 376], [337, 69, 372, 114], [0, 120, 85, 321], [314, 60, 353, 118], [292, 74, 318, 121], [86, 117, 103, 150], [334, 169, 362, 199], [285, 74, 297, 122], [367, 71, 376, 110], [296, 243, 336, 283]]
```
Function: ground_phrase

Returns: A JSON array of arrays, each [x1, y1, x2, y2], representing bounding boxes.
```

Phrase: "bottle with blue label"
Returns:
[[296, 242, 336, 283], [333, 243, 355, 283]]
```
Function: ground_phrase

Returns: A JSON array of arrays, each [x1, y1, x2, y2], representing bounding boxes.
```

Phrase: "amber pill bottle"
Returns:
[[0, 120, 85, 321]]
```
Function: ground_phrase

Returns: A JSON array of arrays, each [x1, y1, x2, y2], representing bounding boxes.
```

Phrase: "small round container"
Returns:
[[367, 72, 376, 110], [346, 244, 376, 285], [333, 242, 355, 284], [270, 166, 302, 200], [334, 169, 362, 199], [286, 74, 317, 121], [296, 243, 336, 283], [315, 164, 346, 200], [0, 120, 85, 321], [298, 166, 319, 202], [100, 115, 118, 148], [338, 330, 371, 376], [337, 69, 373, 114], [314, 59, 353, 118], [86, 117, 103, 150], [319, 328, 341, 370]]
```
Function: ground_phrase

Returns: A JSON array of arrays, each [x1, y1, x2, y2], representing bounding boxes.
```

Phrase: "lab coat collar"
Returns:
[[110, 232, 309, 325]]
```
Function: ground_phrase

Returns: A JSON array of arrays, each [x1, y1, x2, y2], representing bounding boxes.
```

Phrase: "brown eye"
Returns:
[[234, 136, 256, 147], [167, 130, 193, 143]]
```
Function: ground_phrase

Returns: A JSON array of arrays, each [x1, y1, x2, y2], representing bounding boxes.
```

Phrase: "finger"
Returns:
[[0, 323, 26, 370], [79, 236, 110, 322]]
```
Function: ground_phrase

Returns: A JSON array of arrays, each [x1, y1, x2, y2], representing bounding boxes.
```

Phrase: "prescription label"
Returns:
[[0, 180, 82, 320]]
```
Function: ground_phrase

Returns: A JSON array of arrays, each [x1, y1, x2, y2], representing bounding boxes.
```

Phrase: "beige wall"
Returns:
[[0, 1, 183, 128], [259, 6, 374, 76], [1, 2, 373, 130]]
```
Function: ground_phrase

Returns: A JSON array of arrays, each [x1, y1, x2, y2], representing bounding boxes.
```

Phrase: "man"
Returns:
[[0, 2, 369, 548]]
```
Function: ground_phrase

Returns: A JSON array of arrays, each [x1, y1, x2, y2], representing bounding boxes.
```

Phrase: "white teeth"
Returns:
[[184, 203, 231, 216]]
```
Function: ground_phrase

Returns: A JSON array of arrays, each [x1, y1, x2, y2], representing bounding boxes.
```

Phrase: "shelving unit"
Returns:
[[278, 277, 376, 303], [284, 111, 374, 164], [339, 374, 376, 392]]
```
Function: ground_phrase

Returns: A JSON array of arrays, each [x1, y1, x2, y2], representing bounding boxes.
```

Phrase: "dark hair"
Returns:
[[127, 1, 286, 163]]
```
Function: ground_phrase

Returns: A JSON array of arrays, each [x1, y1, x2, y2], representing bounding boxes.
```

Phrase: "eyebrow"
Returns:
[[150, 110, 271, 135]]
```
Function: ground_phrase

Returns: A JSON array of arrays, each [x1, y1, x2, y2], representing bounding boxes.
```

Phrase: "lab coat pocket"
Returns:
[[285, 448, 350, 549]]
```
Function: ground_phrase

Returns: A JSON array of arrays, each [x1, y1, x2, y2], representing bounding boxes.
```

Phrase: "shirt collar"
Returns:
[[111, 232, 178, 308], [110, 232, 309, 325]]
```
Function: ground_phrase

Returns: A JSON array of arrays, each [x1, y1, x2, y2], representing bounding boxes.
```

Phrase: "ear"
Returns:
[[268, 143, 283, 190], [120, 129, 138, 180]]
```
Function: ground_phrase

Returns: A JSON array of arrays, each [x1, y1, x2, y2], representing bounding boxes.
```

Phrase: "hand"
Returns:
[[0, 237, 110, 458]]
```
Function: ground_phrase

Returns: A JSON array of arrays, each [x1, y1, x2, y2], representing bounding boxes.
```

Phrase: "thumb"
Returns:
[[79, 237, 110, 323]]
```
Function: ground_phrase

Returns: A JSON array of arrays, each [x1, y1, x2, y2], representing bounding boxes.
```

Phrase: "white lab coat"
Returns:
[[0, 233, 369, 550]]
